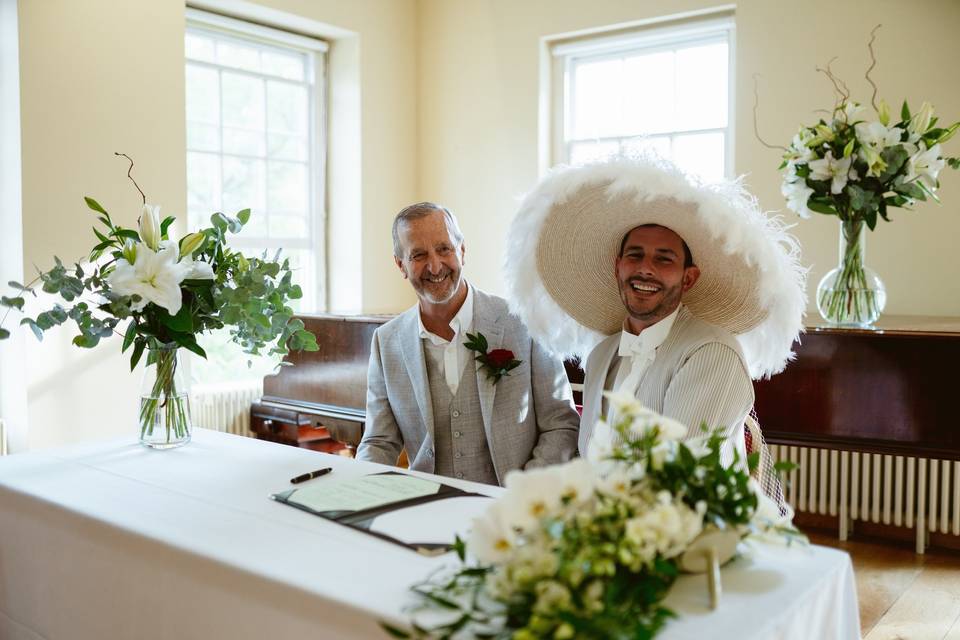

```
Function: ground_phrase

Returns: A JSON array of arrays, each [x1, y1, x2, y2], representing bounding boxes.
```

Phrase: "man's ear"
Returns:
[[459, 242, 466, 266], [682, 265, 701, 292], [394, 256, 408, 279]]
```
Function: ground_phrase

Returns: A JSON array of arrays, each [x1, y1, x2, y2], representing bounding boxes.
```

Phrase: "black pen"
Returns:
[[290, 467, 333, 484]]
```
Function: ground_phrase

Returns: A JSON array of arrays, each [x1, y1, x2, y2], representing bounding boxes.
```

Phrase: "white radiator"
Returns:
[[191, 382, 262, 438], [770, 444, 960, 553]]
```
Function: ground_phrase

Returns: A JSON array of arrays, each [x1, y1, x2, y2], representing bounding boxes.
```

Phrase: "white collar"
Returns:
[[417, 282, 474, 346], [617, 305, 680, 358]]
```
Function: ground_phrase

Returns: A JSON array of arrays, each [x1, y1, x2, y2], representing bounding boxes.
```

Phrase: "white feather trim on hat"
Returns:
[[503, 154, 807, 380]]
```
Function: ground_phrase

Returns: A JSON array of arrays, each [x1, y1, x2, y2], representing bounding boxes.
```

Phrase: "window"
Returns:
[[551, 15, 734, 182], [185, 10, 326, 387]]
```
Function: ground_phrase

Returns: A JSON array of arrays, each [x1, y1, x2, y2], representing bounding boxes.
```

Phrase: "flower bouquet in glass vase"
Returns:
[[776, 32, 959, 326], [0, 156, 318, 448]]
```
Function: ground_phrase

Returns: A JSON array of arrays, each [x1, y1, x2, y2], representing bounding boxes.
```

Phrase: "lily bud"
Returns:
[[815, 124, 836, 142], [138, 204, 161, 250], [877, 99, 891, 126], [122, 239, 137, 264], [179, 232, 205, 259], [910, 101, 934, 135]]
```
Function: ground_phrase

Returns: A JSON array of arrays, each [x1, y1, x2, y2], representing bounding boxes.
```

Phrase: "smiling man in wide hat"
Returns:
[[504, 154, 806, 469]]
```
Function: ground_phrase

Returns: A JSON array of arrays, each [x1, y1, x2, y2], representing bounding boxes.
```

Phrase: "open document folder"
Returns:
[[271, 471, 494, 554]]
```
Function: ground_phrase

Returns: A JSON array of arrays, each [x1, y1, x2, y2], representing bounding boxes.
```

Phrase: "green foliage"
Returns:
[[0, 195, 318, 369]]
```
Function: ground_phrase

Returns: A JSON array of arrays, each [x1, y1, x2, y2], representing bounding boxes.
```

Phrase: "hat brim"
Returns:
[[504, 156, 807, 379]]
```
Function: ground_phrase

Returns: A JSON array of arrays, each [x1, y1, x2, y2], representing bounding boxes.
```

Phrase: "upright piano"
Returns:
[[250, 314, 390, 453]]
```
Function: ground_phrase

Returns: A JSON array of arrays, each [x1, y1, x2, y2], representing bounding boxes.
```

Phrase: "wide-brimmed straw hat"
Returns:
[[504, 155, 807, 379]]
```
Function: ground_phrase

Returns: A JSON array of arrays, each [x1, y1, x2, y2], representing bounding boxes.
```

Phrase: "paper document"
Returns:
[[369, 495, 495, 545], [287, 474, 441, 513]]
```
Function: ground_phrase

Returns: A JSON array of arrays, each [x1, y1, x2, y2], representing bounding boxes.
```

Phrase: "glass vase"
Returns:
[[140, 343, 192, 449], [816, 219, 886, 327]]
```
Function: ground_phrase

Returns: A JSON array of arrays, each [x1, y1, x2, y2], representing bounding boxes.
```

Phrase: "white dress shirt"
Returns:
[[418, 283, 474, 395], [612, 305, 680, 398]]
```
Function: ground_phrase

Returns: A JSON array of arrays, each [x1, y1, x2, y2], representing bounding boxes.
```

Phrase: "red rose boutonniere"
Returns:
[[465, 331, 522, 384]]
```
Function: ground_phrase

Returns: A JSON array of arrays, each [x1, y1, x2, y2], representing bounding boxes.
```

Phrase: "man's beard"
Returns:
[[413, 267, 463, 304], [620, 276, 683, 325]]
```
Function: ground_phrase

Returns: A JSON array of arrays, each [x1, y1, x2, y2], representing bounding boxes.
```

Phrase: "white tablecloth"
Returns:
[[0, 429, 860, 640]]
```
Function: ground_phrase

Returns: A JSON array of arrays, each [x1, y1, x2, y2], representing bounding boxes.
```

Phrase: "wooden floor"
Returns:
[[808, 530, 960, 639]]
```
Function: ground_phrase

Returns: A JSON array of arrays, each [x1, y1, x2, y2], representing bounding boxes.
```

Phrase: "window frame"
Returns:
[[549, 14, 736, 180], [185, 8, 329, 310]]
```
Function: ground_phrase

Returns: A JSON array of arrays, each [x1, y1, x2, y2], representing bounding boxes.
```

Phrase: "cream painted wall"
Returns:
[[18, 0, 187, 449], [16, 0, 418, 448], [416, 0, 960, 317]]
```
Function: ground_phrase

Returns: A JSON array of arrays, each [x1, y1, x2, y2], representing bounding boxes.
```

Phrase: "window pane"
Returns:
[[222, 156, 266, 235], [267, 81, 308, 134], [187, 122, 220, 153], [270, 214, 308, 237], [222, 126, 265, 156], [675, 42, 728, 131], [621, 135, 671, 158], [267, 161, 308, 213], [268, 133, 308, 161], [571, 57, 622, 139], [222, 72, 265, 131], [262, 50, 305, 81], [621, 51, 675, 136], [187, 151, 221, 225], [672, 131, 725, 183], [186, 64, 219, 124], [569, 140, 618, 165], [216, 39, 261, 72]]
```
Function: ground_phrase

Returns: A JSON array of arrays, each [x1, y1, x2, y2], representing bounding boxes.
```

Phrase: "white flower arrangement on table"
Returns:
[[384, 393, 801, 640]]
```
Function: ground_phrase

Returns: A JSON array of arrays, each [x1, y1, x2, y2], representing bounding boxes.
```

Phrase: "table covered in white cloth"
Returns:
[[0, 429, 860, 640]]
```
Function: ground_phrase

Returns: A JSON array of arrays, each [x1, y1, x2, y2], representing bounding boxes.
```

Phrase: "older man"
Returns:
[[356, 202, 579, 485], [502, 156, 806, 468]]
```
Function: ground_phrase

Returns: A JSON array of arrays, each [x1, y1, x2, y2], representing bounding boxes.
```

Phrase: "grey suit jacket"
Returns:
[[357, 288, 580, 484], [579, 305, 754, 463]]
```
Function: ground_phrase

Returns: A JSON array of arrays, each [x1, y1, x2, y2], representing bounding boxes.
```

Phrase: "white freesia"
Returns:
[[553, 458, 596, 504], [808, 150, 853, 194], [602, 391, 687, 441], [468, 501, 517, 563], [501, 466, 566, 532], [624, 491, 703, 562], [107, 241, 187, 314], [138, 203, 162, 251], [905, 142, 945, 190]]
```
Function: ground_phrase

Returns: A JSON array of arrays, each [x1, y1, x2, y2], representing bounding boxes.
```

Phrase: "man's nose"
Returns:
[[426, 253, 443, 274]]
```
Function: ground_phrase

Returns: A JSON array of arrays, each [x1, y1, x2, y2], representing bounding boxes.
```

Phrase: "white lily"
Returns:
[[855, 121, 904, 177], [842, 101, 868, 124], [107, 241, 188, 315], [909, 101, 935, 135], [905, 142, 945, 190], [138, 204, 162, 251], [781, 178, 815, 218], [808, 150, 852, 194]]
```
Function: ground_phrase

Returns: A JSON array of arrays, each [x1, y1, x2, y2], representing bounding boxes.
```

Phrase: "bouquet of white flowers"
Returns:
[[385, 394, 800, 640], [778, 85, 958, 325], [0, 156, 318, 448]]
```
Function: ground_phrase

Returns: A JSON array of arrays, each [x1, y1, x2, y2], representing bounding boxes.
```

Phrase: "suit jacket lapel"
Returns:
[[399, 307, 435, 442], [472, 290, 503, 444]]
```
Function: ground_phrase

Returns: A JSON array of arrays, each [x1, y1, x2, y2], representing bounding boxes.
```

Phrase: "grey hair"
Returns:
[[392, 202, 464, 258]]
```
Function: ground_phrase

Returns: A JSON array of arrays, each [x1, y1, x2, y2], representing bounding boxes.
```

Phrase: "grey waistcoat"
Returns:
[[425, 352, 498, 485]]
